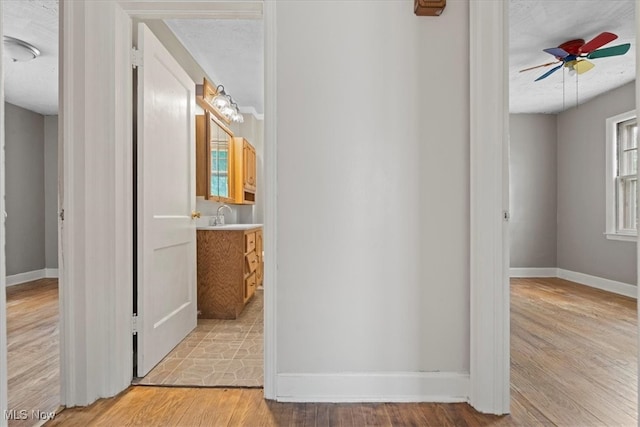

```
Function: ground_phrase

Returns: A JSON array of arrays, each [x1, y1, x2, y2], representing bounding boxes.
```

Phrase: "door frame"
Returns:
[[0, 0, 7, 422], [468, 1, 510, 414], [56, 0, 273, 406], [120, 0, 274, 396]]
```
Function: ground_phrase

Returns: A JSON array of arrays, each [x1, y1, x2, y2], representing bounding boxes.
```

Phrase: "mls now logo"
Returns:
[[4, 410, 28, 420], [4, 409, 56, 421]]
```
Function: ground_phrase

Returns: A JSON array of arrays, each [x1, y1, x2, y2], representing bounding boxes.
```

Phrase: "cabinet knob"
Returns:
[[191, 211, 201, 219]]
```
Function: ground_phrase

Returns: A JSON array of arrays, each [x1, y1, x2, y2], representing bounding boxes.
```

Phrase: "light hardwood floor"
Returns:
[[6, 278, 60, 427], [38, 277, 640, 425]]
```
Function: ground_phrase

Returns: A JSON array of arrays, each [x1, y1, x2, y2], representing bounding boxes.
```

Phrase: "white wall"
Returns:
[[509, 114, 557, 268], [276, 0, 469, 381], [557, 81, 636, 285]]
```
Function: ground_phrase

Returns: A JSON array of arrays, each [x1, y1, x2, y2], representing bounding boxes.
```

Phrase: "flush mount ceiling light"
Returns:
[[211, 85, 244, 123], [3, 36, 41, 62]]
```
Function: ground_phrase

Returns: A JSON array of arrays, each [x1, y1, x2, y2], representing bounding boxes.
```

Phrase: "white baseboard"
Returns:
[[510, 267, 558, 278], [276, 372, 469, 403], [45, 268, 59, 278], [557, 269, 637, 299], [6, 268, 59, 287]]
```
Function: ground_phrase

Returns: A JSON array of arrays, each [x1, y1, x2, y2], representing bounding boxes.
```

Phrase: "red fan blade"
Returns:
[[580, 32, 618, 54]]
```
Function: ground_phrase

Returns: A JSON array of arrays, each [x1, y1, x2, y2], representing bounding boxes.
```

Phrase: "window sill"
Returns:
[[605, 232, 637, 242]]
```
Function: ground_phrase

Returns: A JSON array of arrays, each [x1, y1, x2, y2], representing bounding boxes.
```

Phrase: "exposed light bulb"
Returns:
[[231, 111, 244, 123], [212, 94, 229, 109], [221, 105, 235, 118]]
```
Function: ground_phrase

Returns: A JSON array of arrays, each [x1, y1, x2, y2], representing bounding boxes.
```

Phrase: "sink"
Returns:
[[197, 223, 263, 231]]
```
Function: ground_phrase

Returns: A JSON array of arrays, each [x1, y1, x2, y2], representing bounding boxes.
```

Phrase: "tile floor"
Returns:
[[136, 289, 263, 387]]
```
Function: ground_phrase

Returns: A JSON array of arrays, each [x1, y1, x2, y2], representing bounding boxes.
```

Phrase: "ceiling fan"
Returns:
[[520, 32, 631, 81]]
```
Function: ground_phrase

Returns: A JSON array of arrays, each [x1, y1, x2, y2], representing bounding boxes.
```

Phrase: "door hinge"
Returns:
[[503, 210, 510, 221], [132, 314, 138, 335], [59, 209, 64, 221], [131, 47, 143, 69]]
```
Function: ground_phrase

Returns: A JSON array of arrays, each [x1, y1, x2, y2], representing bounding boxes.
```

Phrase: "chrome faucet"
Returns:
[[211, 204, 232, 226]]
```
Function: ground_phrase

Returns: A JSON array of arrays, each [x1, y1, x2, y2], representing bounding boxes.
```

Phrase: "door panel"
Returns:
[[137, 23, 196, 377]]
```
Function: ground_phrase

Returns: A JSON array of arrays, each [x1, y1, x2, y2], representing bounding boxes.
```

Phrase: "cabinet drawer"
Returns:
[[245, 232, 256, 253], [245, 272, 256, 301], [245, 251, 259, 274]]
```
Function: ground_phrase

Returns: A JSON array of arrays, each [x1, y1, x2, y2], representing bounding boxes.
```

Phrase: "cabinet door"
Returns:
[[255, 229, 263, 286], [243, 141, 256, 192], [195, 115, 208, 198]]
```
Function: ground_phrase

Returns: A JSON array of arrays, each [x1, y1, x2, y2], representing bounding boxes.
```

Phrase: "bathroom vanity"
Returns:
[[196, 224, 263, 319]]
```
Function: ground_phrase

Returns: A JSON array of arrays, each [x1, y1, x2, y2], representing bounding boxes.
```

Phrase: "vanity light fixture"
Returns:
[[3, 36, 41, 62], [211, 84, 244, 123]]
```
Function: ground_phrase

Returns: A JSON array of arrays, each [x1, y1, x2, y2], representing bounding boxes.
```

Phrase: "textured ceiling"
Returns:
[[3, 0, 58, 115], [2, 2, 634, 116], [510, 0, 636, 114], [165, 19, 264, 114]]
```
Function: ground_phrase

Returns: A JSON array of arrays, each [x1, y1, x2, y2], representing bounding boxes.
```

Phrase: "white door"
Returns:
[[136, 23, 197, 377]]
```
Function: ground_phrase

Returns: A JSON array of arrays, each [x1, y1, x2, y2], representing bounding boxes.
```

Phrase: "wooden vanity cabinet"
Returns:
[[255, 229, 263, 286], [232, 137, 257, 204], [197, 226, 263, 319]]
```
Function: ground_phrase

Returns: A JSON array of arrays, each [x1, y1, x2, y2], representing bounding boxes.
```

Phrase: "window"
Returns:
[[606, 110, 638, 241], [211, 149, 229, 198]]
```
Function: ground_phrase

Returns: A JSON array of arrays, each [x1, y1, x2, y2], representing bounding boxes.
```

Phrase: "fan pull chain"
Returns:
[[576, 71, 579, 108], [562, 67, 565, 111]]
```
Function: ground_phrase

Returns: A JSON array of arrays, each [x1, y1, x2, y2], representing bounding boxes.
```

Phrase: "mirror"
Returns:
[[208, 112, 234, 201]]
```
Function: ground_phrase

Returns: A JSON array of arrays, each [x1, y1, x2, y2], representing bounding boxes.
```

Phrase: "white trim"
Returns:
[[276, 372, 469, 403], [45, 268, 59, 278], [510, 268, 637, 299], [557, 269, 637, 299], [0, 0, 8, 422], [509, 268, 557, 278], [469, 0, 510, 415], [605, 232, 637, 242], [5, 269, 59, 287], [605, 109, 637, 238], [118, 1, 262, 20], [60, 1, 133, 406], [636, 4, 640, 418], [262, 0, 277, 401], [238, 106, 264, 121], [6, 270, 44, 286]]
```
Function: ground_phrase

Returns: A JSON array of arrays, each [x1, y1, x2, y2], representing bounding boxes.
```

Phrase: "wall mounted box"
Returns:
[[414, 0, 446, 16]]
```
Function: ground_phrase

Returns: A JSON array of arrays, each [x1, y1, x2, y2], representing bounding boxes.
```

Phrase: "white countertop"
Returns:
[[197, 224, 263, 231]]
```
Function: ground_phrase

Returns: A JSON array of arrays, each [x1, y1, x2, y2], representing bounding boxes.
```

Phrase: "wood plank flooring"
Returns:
[[6, 278, 60, 427], [42, 277, 638, 426]]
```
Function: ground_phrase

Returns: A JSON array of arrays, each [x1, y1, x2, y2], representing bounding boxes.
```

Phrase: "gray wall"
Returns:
[[557, 81, 636, 284], [5, 103, 45, 276], [509, 114, 557, 268], [44, 116, 58, 269]]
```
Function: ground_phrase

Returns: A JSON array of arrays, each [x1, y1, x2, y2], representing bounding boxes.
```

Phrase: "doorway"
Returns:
[[3, 0, 61, 423], [507, 0, 638, 423], [130, 18, 265, 388]]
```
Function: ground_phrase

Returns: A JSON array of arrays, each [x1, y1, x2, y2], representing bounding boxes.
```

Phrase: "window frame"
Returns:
[[605, 109, 637, 241]]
